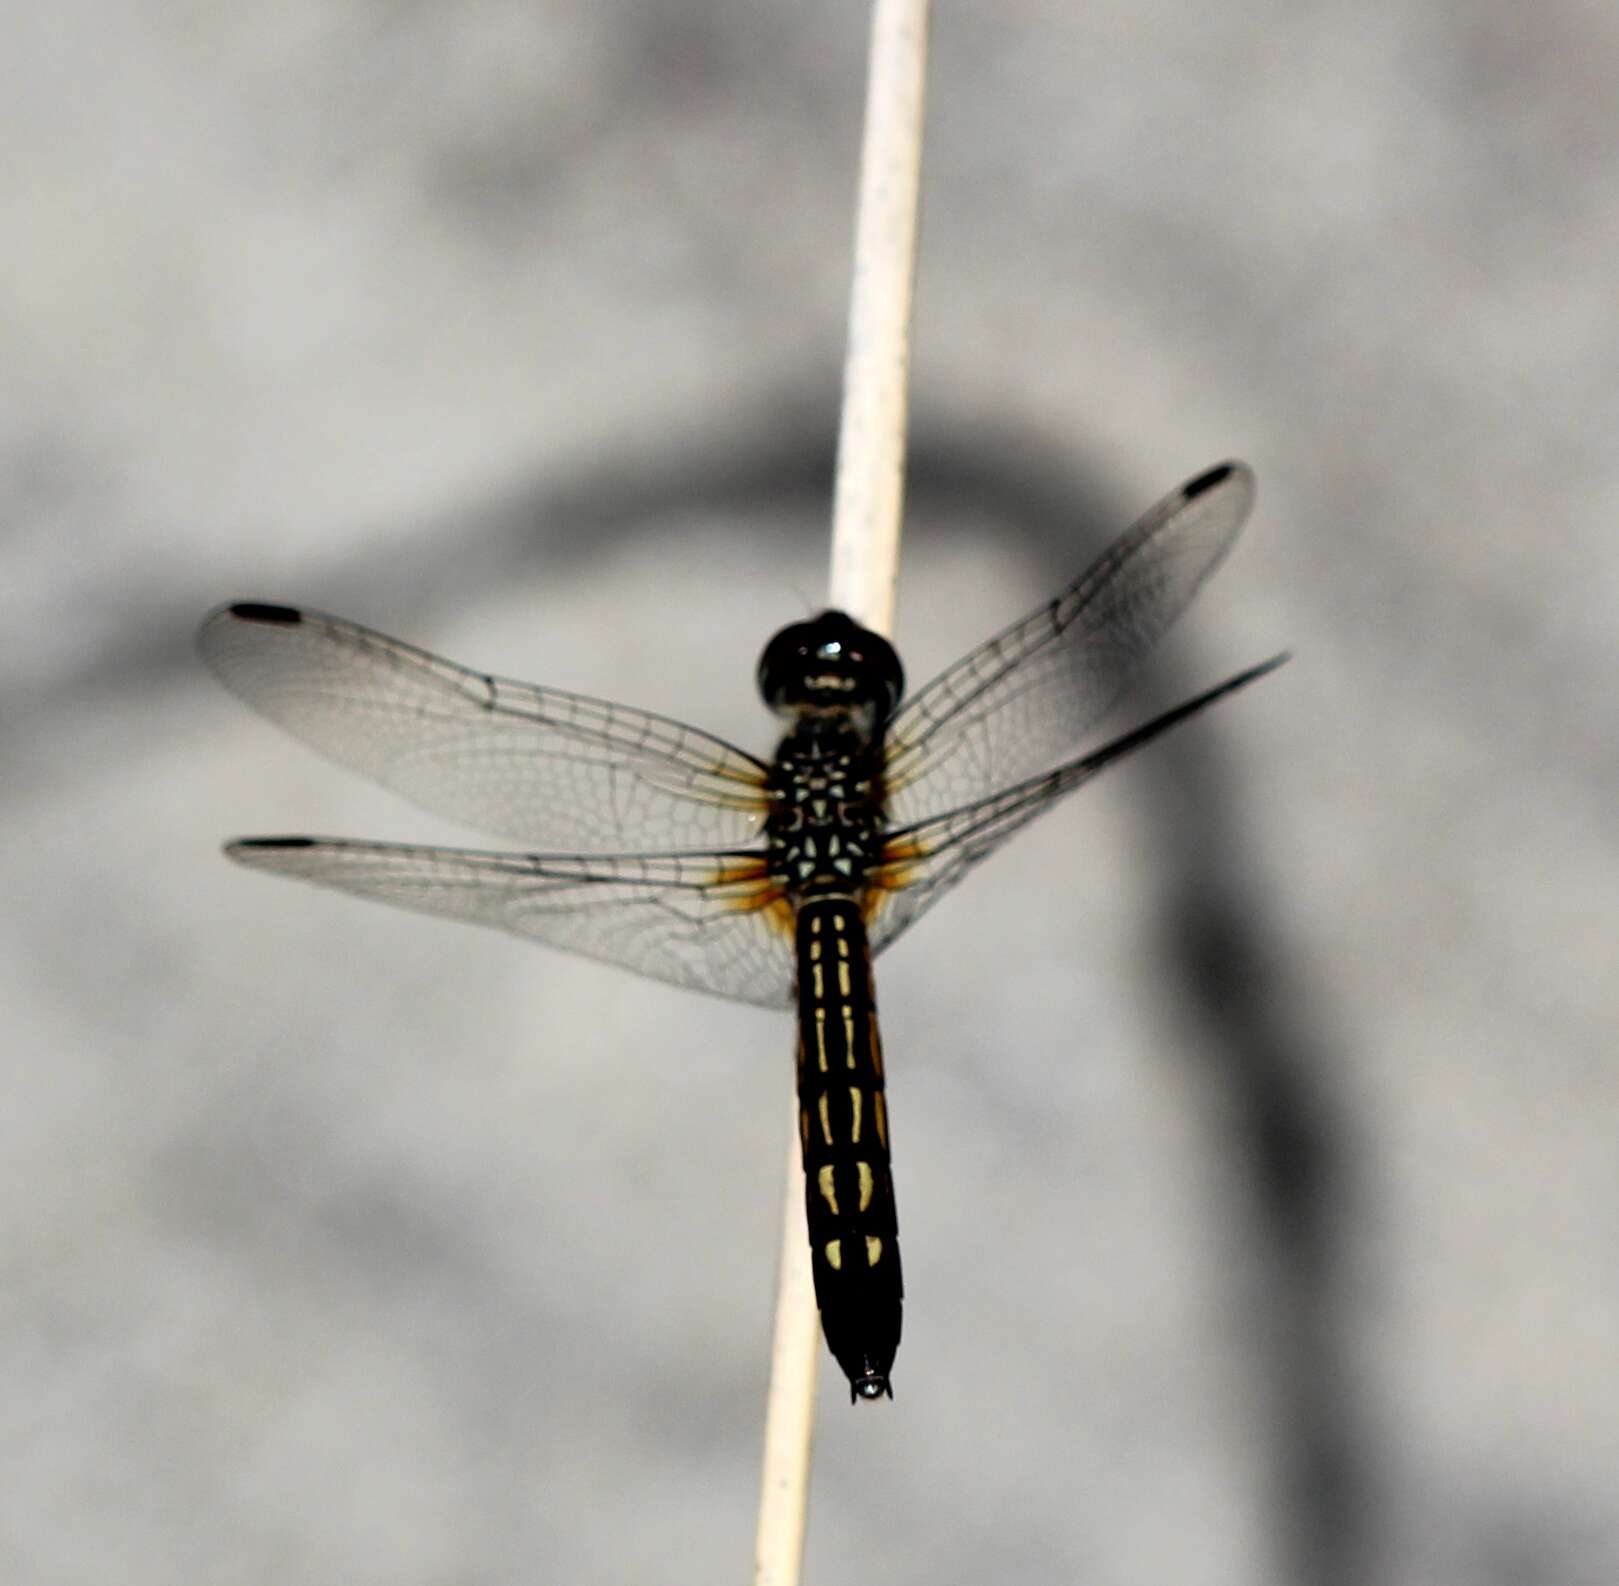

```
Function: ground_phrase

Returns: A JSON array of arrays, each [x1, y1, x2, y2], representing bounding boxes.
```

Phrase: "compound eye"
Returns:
[[757, 622, 818, 708], [756, 611, 905, 716], [874, 648, 904, 718], [848, 630, 904, 720]]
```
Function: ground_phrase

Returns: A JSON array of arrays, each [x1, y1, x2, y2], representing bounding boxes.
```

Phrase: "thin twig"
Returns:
[[753, 3, 930, 1583], [827, 0, 930, 633], [752, 1118, 821, 1586]]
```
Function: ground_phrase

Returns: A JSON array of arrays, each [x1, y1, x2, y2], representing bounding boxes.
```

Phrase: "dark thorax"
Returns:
[[765, 718, 887, 900]]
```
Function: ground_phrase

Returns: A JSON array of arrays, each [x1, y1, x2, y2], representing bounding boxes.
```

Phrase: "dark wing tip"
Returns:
[[228, 836, 317, 852], [226, 602, 304, 626], [1193, 650, 1290, 707], [1182, 460, 1244, 501]]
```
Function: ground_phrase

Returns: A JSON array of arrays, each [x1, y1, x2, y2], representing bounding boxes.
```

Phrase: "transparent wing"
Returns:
[[226, 838, 797, 1008], [198, 604, 772, 852], [867, 655, 1287, 956], [883, 462, 1255, 825]]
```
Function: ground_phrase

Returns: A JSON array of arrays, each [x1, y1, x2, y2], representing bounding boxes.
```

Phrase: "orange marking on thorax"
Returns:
[[707, 854, 796, 937], [861, 834, 930, 918]]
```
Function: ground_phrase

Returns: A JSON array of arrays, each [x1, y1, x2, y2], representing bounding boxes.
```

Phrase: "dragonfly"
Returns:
[[199, 460, 1284, 1402]]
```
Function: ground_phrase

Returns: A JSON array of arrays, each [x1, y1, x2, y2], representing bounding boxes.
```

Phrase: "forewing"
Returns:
[[883, 462, 1255, 824], [227, 838, 797, 1008], [198, 604, 771, 852], [867, 654, 1287, 956]]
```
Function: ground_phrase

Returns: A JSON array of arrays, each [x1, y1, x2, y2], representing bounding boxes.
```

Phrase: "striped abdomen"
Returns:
[[794, 895, 902, 1400]]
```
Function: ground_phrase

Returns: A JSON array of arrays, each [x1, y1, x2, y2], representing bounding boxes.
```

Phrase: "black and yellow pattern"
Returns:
[[753, 639, 909, 1403], [793, 896, 901, 1400]]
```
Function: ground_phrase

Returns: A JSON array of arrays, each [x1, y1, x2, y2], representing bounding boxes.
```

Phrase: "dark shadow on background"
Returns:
[[42, 397, 1364, 1584]]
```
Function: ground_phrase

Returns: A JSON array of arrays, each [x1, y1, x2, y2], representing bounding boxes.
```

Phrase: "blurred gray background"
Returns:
[[5, 3, 1616, 1583]]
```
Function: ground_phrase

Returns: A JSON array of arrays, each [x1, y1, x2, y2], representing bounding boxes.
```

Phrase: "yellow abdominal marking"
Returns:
[[874, 1091, 888, 1149], [814, 1007, 829, 1072], [826, 1239, 843, 1271], [817, 1164, 840, 1216], [865, 1236, 882, 1266], [843, 1009, 857, 1066], [809, 939, 822, 962], [811, 963, 824, 999], [818, 1092, 833, 1145], [857, 1160, 874, 1212], [837, 960, 852, 997], [849, 1086, 863, 1144]]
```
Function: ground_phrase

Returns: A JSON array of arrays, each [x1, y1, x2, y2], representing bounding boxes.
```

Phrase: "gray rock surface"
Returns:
[[5, 4, 1616, 1582]]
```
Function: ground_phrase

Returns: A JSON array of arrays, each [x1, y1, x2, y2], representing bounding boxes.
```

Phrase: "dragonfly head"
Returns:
[[757, 611, 904, 728]]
